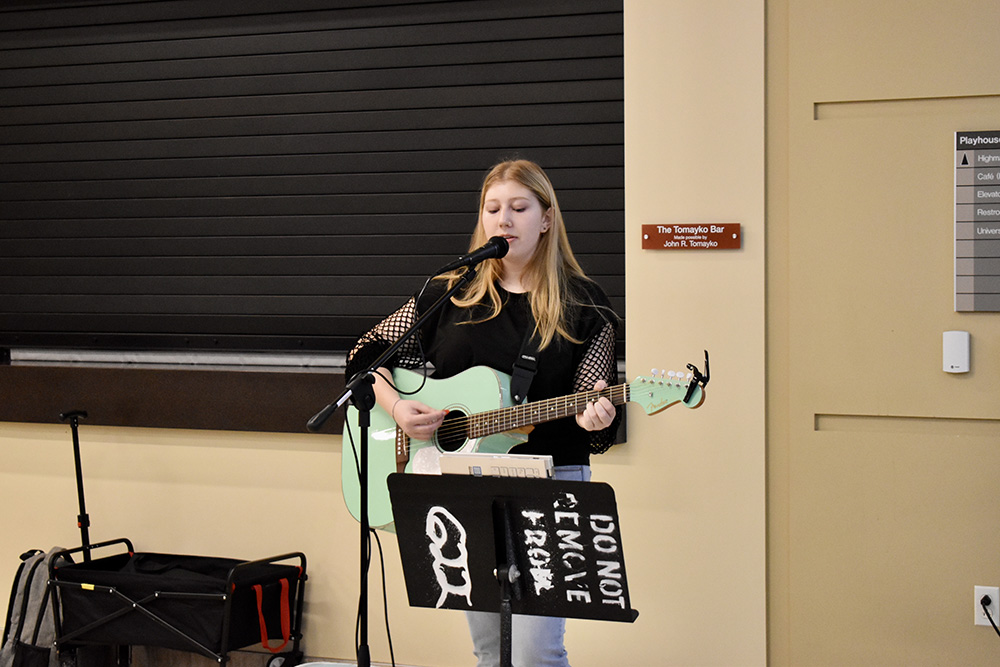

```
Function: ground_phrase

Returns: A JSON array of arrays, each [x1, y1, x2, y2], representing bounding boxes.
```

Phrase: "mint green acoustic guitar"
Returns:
[[341, 362, 708, 530]]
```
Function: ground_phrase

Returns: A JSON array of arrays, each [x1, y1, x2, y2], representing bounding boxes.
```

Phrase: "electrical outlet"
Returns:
[[975, 586, 999, 626]]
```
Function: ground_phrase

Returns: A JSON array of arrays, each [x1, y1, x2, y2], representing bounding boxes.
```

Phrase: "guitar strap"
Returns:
[[510, 321, 540, 405]]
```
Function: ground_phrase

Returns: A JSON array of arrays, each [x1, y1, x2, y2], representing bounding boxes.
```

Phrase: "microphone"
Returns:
[[434, 236, 509, 275]]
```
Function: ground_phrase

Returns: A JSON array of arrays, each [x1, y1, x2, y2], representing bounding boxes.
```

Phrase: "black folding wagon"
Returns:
[[43, 411, 307, 667], [49, 540, 306, 666]]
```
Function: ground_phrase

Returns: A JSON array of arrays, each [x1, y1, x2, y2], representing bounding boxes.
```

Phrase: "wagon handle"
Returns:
[[59, 410, 91, 561]]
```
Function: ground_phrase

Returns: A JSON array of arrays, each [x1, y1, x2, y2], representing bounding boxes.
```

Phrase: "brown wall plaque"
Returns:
[[642, 223, 742, 250]]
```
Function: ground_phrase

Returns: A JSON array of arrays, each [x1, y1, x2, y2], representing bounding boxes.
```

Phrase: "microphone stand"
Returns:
[[306, 265, 481, 667]]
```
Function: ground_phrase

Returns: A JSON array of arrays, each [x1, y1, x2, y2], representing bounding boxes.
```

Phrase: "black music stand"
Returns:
[[388, 473, 638, 667]]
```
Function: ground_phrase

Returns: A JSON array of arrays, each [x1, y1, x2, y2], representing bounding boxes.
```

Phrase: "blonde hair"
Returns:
[[444, 159, 590, 349]]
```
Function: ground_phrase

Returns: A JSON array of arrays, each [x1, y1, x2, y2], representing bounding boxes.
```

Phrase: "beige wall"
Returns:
[[769, 0, 1000, 665], [622, 0, 766, 664], [0, 2, 768, 665]]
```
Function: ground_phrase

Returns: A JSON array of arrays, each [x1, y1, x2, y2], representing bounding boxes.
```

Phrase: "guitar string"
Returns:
[[410, 384, 633, 442], [393, 378, 691, 457], [422, 376, 691, 441]]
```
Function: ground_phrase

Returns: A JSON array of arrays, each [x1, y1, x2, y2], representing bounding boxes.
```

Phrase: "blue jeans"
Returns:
[[466, 465, 591, 667]]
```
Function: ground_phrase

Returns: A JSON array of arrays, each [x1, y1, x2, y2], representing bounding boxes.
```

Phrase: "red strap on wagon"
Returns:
[[253, 577, 291, 653]]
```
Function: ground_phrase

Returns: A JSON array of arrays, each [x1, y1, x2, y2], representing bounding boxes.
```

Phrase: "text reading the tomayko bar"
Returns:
[[641, 223, 742, 250]]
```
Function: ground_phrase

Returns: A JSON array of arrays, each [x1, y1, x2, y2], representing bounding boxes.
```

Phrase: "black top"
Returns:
[[346, 276, 621, 465]]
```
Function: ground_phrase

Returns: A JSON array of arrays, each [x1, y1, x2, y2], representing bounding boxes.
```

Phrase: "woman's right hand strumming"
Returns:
[[390, 398, 447, 441]]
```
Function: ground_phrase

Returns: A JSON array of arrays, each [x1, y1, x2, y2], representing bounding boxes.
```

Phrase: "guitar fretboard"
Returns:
[[396, 384, 631, 461], [469, 383, 630, 438]]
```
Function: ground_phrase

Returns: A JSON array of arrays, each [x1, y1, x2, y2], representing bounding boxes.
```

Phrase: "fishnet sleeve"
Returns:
[[573, 320, 622, 454], [344, 297, 427, 380]]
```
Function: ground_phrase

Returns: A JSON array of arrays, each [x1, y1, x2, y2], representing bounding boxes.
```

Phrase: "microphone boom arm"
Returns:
[[306, 267, 480, 432]]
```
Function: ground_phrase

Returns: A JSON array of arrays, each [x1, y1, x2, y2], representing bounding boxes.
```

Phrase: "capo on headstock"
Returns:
[[683, 350, 710, 405]]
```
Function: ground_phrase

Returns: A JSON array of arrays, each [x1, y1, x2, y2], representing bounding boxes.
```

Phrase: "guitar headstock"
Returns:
[[629, 365, 707, 415]]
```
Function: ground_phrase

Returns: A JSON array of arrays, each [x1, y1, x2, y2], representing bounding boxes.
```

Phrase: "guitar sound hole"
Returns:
[[436, 410, 468, 452]]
